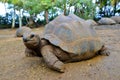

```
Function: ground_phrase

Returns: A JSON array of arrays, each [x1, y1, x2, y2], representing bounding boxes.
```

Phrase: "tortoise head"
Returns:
[[23, 32, 40, 49]]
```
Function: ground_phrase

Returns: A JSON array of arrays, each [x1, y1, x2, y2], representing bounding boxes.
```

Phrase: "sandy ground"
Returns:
[[0, 25, 120, 80]]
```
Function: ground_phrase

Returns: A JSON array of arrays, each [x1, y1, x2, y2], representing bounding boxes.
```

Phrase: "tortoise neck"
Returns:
[[40, 38, 50, 48]]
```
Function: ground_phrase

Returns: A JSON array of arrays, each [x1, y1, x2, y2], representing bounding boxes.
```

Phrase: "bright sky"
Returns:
[[92, 0, 96, 3], [0, 0, 96, 16], [0, 2, 6, 16], [0, 1, 119, 16]]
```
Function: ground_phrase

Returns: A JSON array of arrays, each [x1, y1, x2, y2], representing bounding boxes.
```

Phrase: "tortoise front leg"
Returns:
[[41, 45, 65, 73], [97, 45, 110, 56]]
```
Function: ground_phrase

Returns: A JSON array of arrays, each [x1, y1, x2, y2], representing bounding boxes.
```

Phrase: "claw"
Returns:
[[105, 50, 110, 56], [53, 60, 65, 73], [100, 50, 110, 56], [99, 45, 110, 56]]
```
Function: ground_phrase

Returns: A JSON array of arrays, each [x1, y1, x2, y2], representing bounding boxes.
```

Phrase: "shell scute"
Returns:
[[43, 14, 102, 54]]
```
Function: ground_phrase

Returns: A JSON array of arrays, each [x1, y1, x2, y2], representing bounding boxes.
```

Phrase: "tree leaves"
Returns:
[[111, 0, 119, 6]]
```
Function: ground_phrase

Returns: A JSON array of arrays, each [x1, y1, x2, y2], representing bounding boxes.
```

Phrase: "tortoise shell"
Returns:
[[111, 16, 120, 24], [98, 18, 116, 25], [16, 27, 32, 37], [85, 19, 98, 26], [43, 14, 103, 54]]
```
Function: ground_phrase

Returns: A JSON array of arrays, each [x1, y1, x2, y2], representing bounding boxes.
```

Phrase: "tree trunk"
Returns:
[[27, 14, 39, 27], [45, 10, 49, 24], [3, 3, 7, 14], [25, 17, 29, 25], [27, 16, 34, 27], [74, 6, 77, 14], [114, 2, 117, 16], [19, 9, 22, 28], [64, 0, 67, 16], [12, 7, 15, 29]]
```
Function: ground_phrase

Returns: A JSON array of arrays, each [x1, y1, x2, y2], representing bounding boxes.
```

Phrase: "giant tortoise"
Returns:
[[22, 14, 110, 72], [111, 16, 120, 24], [98, 17, 116, 25], [85, 19, 98, 26]]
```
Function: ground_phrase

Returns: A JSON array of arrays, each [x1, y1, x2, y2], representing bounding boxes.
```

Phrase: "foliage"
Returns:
[[0, 0, 120, 28], [96, 0, 120, 17], [111, 0, 119, 6], [23, 0, 54, 15], [73, 0, 96, 19]]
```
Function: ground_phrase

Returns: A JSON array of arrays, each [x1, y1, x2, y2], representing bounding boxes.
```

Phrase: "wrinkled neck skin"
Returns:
[[40, 38, 50, 48]]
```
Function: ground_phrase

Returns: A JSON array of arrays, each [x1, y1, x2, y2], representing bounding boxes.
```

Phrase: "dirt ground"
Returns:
[[0, 24, 120, 80]]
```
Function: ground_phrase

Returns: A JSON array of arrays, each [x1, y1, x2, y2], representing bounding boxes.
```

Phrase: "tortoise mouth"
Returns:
[[24, 40, 39, 47]]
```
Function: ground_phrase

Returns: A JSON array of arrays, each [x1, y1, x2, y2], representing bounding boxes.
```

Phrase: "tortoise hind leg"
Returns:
[[97, 45, 110, 56]]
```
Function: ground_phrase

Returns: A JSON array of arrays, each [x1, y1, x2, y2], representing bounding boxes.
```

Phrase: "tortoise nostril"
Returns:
[[23, 38, 28, 42]]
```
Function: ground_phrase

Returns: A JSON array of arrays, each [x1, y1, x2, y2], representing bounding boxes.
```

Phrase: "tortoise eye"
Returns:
[[30, 34, 34, 38]]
